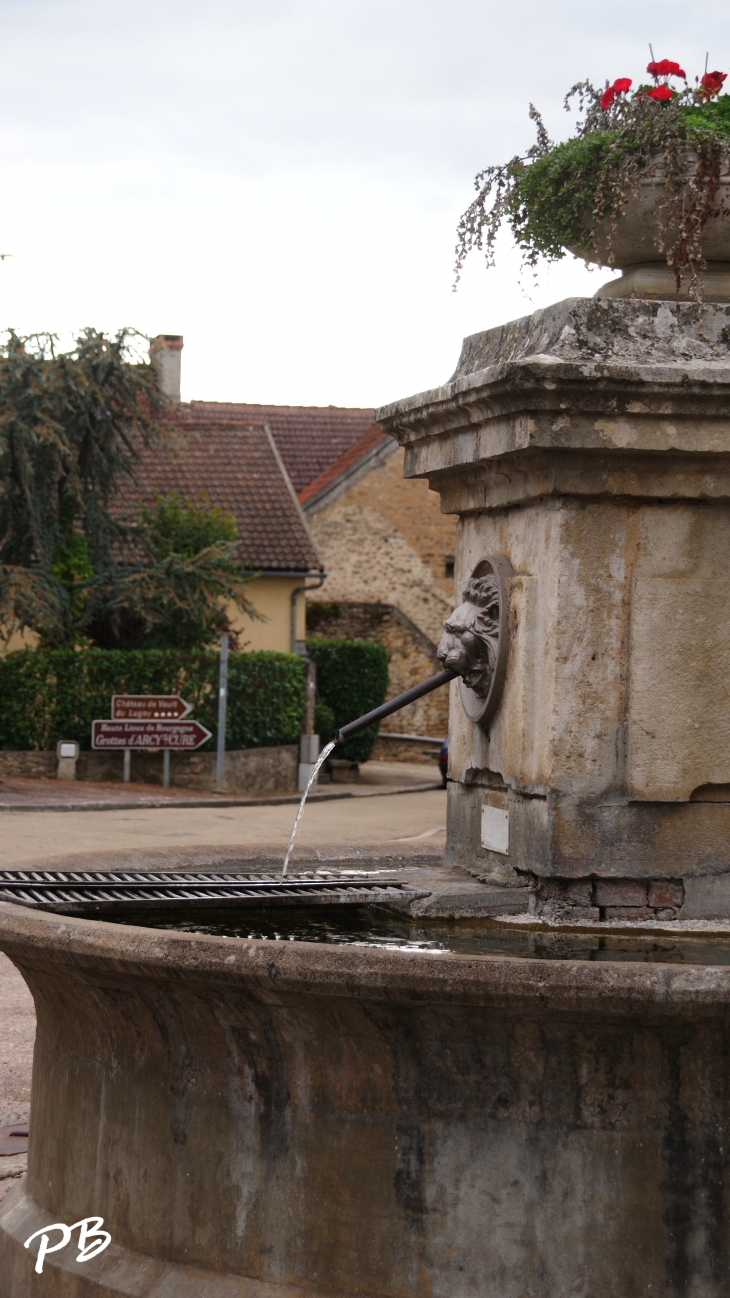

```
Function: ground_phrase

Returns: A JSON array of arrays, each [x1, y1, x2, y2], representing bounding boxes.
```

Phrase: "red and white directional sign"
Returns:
[[111, 695, 192, 720], [92, 720, 212, 751]]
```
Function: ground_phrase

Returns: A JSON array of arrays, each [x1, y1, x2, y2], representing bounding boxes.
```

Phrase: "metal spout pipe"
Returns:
[[335, 669, 456, 744]]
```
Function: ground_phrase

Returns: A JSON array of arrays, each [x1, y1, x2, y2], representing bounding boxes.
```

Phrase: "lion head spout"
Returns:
[[437, 575, 500, 699]]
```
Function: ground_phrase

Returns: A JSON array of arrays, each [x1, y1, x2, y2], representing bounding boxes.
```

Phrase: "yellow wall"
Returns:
[[227, 576, 307, 654], [0, 627, 40, 656], [0, 577, 305, 658]]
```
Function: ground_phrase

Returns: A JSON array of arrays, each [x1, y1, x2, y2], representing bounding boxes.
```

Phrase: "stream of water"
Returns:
[[282, 741, 337, 878]]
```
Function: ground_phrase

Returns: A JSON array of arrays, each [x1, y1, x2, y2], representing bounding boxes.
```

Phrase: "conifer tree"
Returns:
[[0, 329, 256, 649]]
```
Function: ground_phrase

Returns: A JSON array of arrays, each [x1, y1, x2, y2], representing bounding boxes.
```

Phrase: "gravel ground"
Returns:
[[0, 963, 33, 1200], [0, 776, 231, 806], [0, 956, 34, 1111], [0, 762, 439, 810]]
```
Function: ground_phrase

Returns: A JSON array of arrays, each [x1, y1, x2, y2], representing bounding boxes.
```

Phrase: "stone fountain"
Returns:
[[384, 296, 730, 922], [3, 294, 730, 1296]]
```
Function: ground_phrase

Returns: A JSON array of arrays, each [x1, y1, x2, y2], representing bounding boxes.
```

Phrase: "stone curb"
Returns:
[[493, 914, 730, 938], [0, 782, 443, 814]]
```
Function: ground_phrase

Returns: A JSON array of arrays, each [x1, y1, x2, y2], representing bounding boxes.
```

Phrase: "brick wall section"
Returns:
[[306, 446, 455, 647], [534, 876, 685, 922], [307, 603, 449, 760]]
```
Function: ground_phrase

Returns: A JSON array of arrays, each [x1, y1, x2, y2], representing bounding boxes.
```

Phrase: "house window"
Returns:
[[444, 555, 454, 579]]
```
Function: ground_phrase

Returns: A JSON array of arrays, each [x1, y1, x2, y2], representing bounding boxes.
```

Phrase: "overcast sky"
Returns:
[[0, 0, 726, 406]]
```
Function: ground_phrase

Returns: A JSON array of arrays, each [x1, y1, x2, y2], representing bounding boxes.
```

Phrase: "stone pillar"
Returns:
[[56, 739, 79, 780], [379, 298, 730, 918]]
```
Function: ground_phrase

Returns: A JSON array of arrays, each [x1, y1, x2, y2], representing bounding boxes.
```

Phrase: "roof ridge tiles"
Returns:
[[188, 401, 375, 413], [164, 400, 381, 496], [298, 424, 389, 505]]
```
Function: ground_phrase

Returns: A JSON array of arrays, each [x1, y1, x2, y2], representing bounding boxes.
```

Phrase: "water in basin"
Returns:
[[106, 904, 730, 965]]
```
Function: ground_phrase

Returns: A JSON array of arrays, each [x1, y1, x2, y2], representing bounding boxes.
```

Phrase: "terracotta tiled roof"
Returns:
[[298, 424, 389, 506], [187, 401, 378, 496], [116, 416, 321, 574]]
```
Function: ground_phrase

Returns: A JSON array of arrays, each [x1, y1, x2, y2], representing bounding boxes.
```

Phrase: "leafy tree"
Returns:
[[87, 492, 257, 650], [0, 329, 257, 650], [141, 491, 238, 559]]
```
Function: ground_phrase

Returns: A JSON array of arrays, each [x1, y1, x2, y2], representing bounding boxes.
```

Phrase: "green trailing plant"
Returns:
[[0, 648, 304, 751], [0, 331, 258, 650], [306, 637, 389, 763], [455, 57, 730, 294]]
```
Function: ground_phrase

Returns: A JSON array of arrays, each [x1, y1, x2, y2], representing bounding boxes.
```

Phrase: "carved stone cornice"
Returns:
[[377, 298, 730, 507]]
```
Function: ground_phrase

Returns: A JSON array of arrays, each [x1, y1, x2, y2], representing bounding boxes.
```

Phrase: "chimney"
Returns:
[[149, 335, 184, 401]]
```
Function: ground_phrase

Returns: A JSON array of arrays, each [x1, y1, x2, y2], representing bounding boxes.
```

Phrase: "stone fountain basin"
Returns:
[[2, 876, 730, 1297]]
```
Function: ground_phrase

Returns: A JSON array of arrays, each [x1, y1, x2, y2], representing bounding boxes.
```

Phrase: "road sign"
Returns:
[[111, 695, 192, 720], [92, 720, 212, 751]]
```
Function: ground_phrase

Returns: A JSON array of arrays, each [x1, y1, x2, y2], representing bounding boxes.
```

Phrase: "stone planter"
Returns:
[[567, 151, 730, 299], [2, 866, 730, 1296]]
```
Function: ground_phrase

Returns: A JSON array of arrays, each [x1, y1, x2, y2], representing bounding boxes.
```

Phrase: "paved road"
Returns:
[[0, 787, 447, 867]]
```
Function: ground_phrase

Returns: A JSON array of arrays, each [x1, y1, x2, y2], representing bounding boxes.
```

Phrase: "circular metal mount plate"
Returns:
[[458, 554, 513, 727]]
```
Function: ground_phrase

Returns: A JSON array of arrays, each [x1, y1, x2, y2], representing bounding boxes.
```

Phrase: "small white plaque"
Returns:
[[58, 742, 78, 759], [481, 804, 509, 855]]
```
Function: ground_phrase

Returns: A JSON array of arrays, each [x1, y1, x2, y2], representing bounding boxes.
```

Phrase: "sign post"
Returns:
[[216, 634, 229, 791], [112, 696, 191, 721], [92, 719, 212, 750], [96, 696, 207, 786]]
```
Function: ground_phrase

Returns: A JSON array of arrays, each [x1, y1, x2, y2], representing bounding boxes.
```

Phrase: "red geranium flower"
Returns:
[[647, 59, 686, 78], [601, 77, 632, 109], [638, 85, 674, 101], [700, 70, 727, 97]]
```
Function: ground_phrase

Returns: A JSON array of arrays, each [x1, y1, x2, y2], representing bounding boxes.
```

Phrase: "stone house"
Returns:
[[2, 337, 456, 736], [298, 422, 457, 751], [115, 409, 323, 653], [150, 337, 457, 748], [6, 339, 456, 691], [1, 419, 325, 658]]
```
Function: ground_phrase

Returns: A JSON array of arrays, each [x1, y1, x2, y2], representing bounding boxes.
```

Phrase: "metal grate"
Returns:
[[0, 869, 426, 915]]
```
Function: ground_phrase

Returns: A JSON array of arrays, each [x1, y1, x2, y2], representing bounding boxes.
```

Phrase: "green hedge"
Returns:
[[307, 637, 389, 763], [0, 649, 304, 751]]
